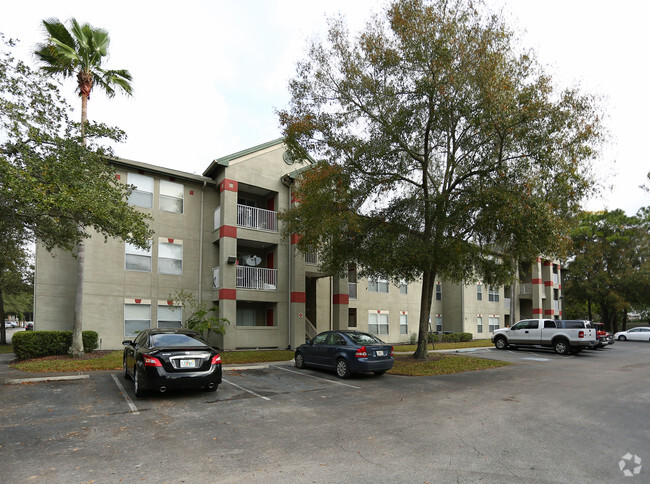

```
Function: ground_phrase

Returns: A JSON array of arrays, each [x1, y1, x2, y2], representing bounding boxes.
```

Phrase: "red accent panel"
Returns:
[[219, 289, 237, 300], [267, 253, 274, 269], [557, 265, 562, 271], [116, 174, 121, 180], [189, 190, 194, 195], [544, 309, 554, 315], [167, 238, 174, 244], [219, 179, 238, 193], [291, 194, 300, 204], [532, 278, 543, 284], [266, 309, 274, 326], [536, 257, 542, 263], [291, 292, 306, 303], [219, 225, 237, 239], [559, 284, 562, 290], [267, 198, 275, 211], [544, 280, 553, 287], [291, 234, 301, 245], [532, 308, 542, 314], [543, 260, 552, 266], [333, 294, 349, 305], [135, 299, 142, 304]]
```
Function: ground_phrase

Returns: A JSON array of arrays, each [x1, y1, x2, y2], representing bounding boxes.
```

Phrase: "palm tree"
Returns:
[[35, 18, 133, 356]]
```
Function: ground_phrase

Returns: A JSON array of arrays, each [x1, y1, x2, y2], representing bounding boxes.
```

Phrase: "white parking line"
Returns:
[[222, 378, 271, 401], [270, 365, 361, 389], [111, 374, 139, 414]]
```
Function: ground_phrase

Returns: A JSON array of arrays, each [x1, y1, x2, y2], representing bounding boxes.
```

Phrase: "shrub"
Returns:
[[426, 332, 473, 344], [11, 331, 99, 359], [408, 332, 418, 345]]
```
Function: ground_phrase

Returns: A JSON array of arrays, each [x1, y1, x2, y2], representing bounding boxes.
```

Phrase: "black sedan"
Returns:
[[295, 330, 394, 379], [123, 328, 222, 397]]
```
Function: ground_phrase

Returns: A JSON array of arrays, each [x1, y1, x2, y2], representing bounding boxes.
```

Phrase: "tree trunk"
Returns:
[[70, 93, 89, 357], [622, 308, 628, 332], [587, 298, 592, 323], [414, 268, 436, 359], [0, 286, 6, 345]]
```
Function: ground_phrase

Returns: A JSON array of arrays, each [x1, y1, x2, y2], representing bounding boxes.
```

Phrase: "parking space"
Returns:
[[465, 344, 617, 363]]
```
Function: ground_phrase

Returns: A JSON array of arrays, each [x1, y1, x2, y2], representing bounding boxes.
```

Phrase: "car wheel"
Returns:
[[373, 370, 386, 376], [494, 337, 508, 350], [335, 358, 351, 379], [123, 357, 131, 380], [134, 366, 146, 398], [295, 352, 305, 369], [618, 335, 626, 341], [553, 339, 570, 355], [204, 384, 218, 392]]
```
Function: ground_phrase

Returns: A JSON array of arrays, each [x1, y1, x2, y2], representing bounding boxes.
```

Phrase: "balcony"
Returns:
[[237, 266, 277, 290], [237, 204, 277, 232], [304, 250, 318, 265]]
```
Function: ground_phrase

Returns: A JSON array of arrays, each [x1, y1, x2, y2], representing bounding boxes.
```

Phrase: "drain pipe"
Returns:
[[281, 174, 293, 350], [198, 181, 207, 303]]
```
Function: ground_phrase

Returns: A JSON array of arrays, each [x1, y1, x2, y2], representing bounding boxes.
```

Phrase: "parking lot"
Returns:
[[1, 342, 648, 483]]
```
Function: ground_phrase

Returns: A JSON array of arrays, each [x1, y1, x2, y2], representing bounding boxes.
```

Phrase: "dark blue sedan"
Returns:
[[295, 331, 394, 378]]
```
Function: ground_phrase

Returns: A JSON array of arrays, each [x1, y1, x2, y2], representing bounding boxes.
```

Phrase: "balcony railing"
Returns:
[[237, 204, 277, 232], [304, 251, 318, 265], [237, 266, 277, 290], [349, 282, 357, 299], [212, 267, 220, 289]]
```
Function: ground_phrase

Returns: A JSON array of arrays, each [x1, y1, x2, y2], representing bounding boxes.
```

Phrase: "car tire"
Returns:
[[295, 352, 305, 369], [494, 337, 508, 350], [618, 335, 626, 341], [335, 358, 351, 379], [571, 348, 583, 355], [134, 366, 146, 398], [373, 370, 386, 376], [204, 384, 218, 392], [123, 357, 131, 380], [553, 339, 570, 355]]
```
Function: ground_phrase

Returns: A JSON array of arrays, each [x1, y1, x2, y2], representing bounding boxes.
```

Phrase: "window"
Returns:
[[127, 173, 153, 208], [477, 284, 482, 301], [400, 313, 408, 335], [159, 180, 184, 213], [326, 332, 346, 345], [435, 315, 442, 332], [125, 241, 151, 272], [236, 307, 256, 326], [124, 301, 150, 337], [157, 304, 182, 328], [368, 311, 389, 335], [159, 239, 183, 275], [488, 286, 500, 302], [477, 316, 483, 333], [399, 281, 408, 295], [368, 277, 389, 293], [488, 316, 499, 332], [436, 283, 442, 301]]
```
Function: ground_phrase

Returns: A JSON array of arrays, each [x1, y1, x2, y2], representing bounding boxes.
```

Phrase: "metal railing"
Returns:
[[236, 266, 277, 290], [304, 251, 318, 265], [236, 204, 277, 232]]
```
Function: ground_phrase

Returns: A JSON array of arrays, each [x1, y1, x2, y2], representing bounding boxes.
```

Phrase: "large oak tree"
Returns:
[[278, 0, 604, 358]]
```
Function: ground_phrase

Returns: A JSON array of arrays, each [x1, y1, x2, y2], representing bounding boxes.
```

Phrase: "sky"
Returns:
[[4, 0, 649, 215]]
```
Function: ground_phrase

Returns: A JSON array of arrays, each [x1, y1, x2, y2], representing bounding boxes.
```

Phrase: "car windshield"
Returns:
[[151, 333, 208, 347], [346, 332, 385, 345]]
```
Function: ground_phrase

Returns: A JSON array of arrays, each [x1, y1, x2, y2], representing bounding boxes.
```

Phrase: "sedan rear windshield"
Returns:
[[346, 332, 385, 345], [151, 334, 208, 347]]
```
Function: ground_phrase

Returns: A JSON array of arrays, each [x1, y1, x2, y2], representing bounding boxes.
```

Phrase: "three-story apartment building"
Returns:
[[34, 139, 562, 350]]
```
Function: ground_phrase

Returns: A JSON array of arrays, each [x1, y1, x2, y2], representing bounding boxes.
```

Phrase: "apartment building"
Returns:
[[34, 139, 563, 350]]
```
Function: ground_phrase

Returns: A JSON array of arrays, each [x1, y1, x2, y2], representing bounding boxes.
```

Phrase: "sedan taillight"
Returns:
[[143, 355, 162, 367], [391, 346, 394, 356], [355, 346, 367, 358], [211, 354, 222, 365]]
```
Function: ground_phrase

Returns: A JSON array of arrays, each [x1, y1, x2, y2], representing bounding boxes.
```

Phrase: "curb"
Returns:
[[4, 374, 90, 385]]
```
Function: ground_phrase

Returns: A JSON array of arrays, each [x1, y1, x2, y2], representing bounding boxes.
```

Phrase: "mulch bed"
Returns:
[[21, 350, 117, 362]]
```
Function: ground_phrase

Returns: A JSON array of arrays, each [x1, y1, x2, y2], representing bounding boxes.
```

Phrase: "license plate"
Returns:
[[180, 359, 196, 368], [376, 350, 385, 357]]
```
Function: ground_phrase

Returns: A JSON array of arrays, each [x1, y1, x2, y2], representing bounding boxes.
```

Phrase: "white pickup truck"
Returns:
[[491, 319, 597, 355]]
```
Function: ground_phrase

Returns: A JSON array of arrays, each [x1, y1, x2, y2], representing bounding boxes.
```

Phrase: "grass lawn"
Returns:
[[393, 340, 493, 352], [0, 343, 14, 354], [389, 353, 509, 376]]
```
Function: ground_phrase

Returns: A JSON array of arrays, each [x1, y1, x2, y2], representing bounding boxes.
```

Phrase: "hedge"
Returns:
[[11, 331, 99, 359], [427, 332, 473, 343]]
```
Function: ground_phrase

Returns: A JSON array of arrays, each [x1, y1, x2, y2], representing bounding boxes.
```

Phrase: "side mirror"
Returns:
[[122, 339, 134, 346]]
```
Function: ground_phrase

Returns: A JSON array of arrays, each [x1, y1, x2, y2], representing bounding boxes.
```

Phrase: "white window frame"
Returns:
[[368, 277, 389, 294], [158, 238, 183, 275], [368, 311, 389, 335], [157, 302, 182, 328], [477, 316, 483, 334], [436, 283, 442, 301], [159, 179, 184, 214], [489, 286, 500, 302], [127, 173, 153, 209], [125, 241, 152, 272], [124, 300, 151, 337], [435, 315, 443, 332], [477, 284, 483, 301], [489, 315, 500, 332], [400, 312, 408, 335], [399, 281, 408, 295]]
